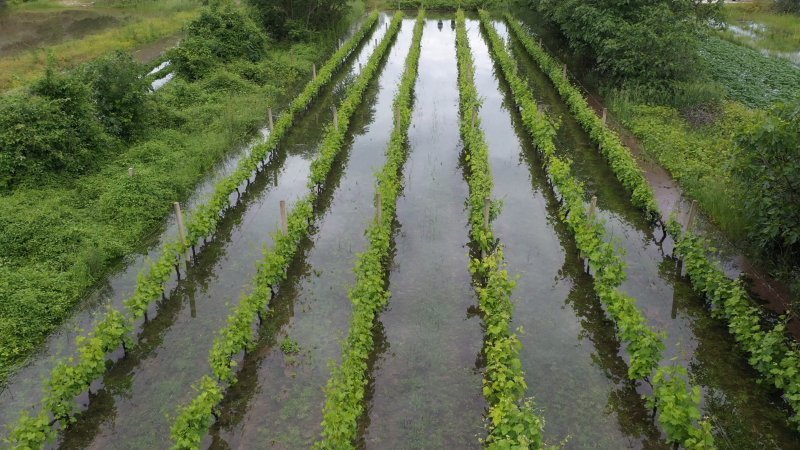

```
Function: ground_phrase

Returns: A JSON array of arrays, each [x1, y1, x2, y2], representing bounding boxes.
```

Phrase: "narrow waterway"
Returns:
[[362, 16, 486, 449], [206, 17, 415, 449]]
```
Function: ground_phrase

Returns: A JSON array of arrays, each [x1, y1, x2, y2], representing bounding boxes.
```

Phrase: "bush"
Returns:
[[534, 0, 718, 87], [169, 3, 269, 80], [247, 0, 346, 40], [734, 100, 800, 258], [0, 68, 110, 188], [775, 0, 800, 13], [81, 51, 151, 141]]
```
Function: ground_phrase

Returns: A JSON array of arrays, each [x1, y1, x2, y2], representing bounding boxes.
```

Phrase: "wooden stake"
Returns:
[[280, 200, 288, 233], [589, 196, 597, 218], [313, 63, 317, 80], [333, 106, 339, 129], [374, 192, 383, 224], [268, 108, 274, 130], [602, 108, 607, 124], [128, 166, 135, 177], [174, 202, 189, 261], [563, 64, 567, 77], [483, 197, 491, 229], [686, 200, 698, 232]]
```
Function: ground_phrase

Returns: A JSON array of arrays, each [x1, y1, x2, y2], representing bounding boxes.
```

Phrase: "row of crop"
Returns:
[[168, 12, 406, 450], [503, 15, 659, 221], [454, 10, 545, 448], [314, 10, 425, 448], [479, 11, 716, 448], [4, 12, 382, 449], [508, 12, 800, 434], [667, 220, 800, 430]]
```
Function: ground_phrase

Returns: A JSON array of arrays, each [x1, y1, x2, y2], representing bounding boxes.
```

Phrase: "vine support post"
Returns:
[[374, 191, 383, 224], [268, 108, 274, 130], [174, 202, 190, 262], [313, 63, 317, 80], [483, 197, 491, 230], [280, 200, 288, 233], [685, 200, 698, 233], [128, 166, 135, 177], [562, 63, 567, 77], [602, 108, 607, 124], [333, 106, 339, 129], [589, 196, 597, 219]]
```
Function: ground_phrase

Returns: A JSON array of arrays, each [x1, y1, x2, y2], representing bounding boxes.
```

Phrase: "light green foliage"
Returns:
[[4, 11, 379, 447], [456, 11, 544, 448], [606, 99, 757, 240], [170, 376, 223, 450], [316, 10, 424, 448], [699, 36, 800, 108], [280, 338, 301, 354], [669, 219, 800, 431], [170, 12, 403, 448], [506, 16, 659, 221], [480, 11, 713, 448]]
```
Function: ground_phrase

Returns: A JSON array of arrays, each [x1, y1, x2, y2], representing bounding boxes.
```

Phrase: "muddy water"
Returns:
[[0, 9, 122, 56], [362, 17, 486, 449], [464, 19, 667, 448], [497, 20, 800, 448], [0, 14, 389, 443], [206, 17, 416, 449]]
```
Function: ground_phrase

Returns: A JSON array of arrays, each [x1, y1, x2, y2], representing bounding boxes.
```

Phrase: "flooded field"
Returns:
[[2, 8, 799, 450]]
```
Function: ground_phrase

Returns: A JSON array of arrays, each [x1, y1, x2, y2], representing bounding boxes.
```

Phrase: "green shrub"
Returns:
[[248, 0, 347, 40], [170, 3, 269, 80], [82, 51, 151, 141], [0, 67, 110, 188], [734, 100, 800, 258]]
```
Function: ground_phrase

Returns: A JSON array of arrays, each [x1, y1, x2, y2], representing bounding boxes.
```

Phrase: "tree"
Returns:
[[247, 0, 347, 40]]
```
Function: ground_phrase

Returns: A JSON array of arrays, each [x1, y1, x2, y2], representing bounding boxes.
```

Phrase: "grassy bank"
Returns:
[[0, 1, 200, 91], [0, 4, 344, 384]]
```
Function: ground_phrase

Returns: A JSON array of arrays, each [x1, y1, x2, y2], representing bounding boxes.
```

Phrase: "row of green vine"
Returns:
[[479, 11, 715, 449], [667, 220, 800, 430], [314, 10, 425, 448], [455, 10, 545, 448], [507, 13, 800, 434], [4, 12, 381, 449], [503, 15, 659, 221], [168, 11, 406, 450]]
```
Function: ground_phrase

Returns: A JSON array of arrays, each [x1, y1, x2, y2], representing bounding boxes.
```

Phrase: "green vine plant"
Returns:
[[504, 15, 659, 222], [169, 12, 406, 450], [510, 10, 800, 435], [456, 10, 545, 448], [3, 12, 382, 450], [479, 10, 715, 449], [667, 218, 800, 431], [314, 9, 425, 449]]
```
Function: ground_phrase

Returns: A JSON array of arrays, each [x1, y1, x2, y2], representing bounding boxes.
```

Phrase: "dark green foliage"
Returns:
[[247, 0, 347, 40], [775, 0, 800, 13], [82, 51, 151, 141], [0, 68, 109, 188], [534, 0, 717, 87], [734, 101, 800, 258], [169, 3, 269, 80]]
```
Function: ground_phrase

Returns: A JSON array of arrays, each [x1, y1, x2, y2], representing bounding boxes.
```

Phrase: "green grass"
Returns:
[[607, 95, 759, 240], [0, 40, 327, 385], [722, 3, 800, 53]]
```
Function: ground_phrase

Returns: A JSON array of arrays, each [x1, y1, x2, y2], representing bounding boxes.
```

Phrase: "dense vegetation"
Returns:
[[534, 0, 718, 87], [247, 0, 347, 40], [0, 0, 329, 386]]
